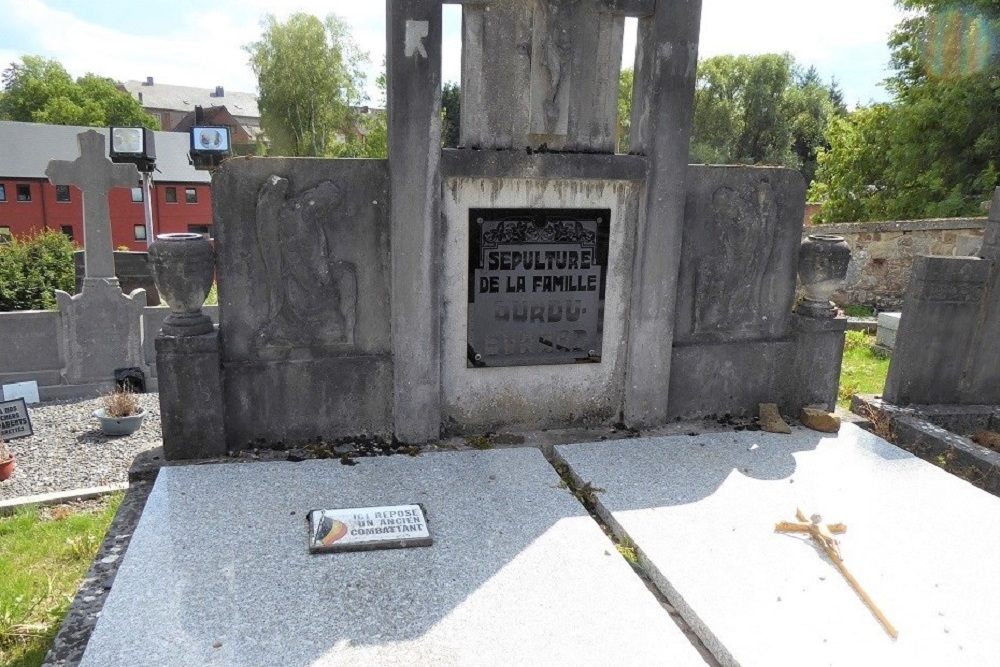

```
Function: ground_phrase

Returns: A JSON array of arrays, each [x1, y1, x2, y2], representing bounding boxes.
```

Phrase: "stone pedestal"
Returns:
[[155, 332, 225, 460], [792, 314, 849, 410]]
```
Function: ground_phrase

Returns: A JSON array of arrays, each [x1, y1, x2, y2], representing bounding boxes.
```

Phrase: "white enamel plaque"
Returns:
[[307, 504, 432, 554]]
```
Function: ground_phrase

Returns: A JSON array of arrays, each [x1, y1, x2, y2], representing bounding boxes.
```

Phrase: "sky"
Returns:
[[0, 0, 909, 109]]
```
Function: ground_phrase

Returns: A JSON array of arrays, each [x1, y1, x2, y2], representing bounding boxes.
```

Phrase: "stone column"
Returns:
[[388, 0, 443, 443], [623, 0, 703, 427]]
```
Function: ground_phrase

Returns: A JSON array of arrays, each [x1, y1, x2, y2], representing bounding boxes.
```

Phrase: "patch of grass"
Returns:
[[838, 332, 890, 409], [0, 494, 122, 667], [842, 304, 876, 318], [204, 282, 218, 306]]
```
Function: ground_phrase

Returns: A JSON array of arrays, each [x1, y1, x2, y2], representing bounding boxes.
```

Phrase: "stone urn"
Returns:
[[148, 233, 216, 336], [797, 234, 851, 318]]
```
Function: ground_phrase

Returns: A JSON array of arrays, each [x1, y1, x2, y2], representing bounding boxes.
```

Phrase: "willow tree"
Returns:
[[246, 13, 367, 157]]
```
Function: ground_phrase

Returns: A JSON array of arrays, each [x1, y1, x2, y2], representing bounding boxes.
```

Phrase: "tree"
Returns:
[[810, 0, 1000, 222], [246, 13, 368, 157], [0, 56, 157, 129], [617, 68, 633, 153], [442, 82, 461, 148], [687, 53, 841, 184]]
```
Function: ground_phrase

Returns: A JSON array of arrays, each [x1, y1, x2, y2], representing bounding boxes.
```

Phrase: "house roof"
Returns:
[[0, 121, 212, 184], [121, 80, 260, 119], [173, 106, 265, 142]]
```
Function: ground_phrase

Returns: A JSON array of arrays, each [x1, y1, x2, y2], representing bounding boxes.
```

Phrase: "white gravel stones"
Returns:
[[0, 393, 162, 501]]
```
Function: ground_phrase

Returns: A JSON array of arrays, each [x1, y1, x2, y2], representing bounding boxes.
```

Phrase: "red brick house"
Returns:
[[0, 121, 213, 251]]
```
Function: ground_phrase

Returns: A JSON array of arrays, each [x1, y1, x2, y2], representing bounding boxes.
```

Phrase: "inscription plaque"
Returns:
[[0, 398, 33, 440], [307, 504, 432, 554], [468, 208, 611, 367]]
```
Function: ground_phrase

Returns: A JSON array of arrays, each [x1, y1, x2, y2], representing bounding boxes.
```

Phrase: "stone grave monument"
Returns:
[[69, 5, 1000, 667], [883, 186, 1000, 406], [46, 130, 149, 391], [155, 0, 847, 458]]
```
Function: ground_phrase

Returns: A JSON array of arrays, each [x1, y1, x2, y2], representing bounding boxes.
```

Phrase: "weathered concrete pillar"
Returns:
[[387, 0, 443, 443], [623, 0, 703, 427], [155, 333, 225, 460]]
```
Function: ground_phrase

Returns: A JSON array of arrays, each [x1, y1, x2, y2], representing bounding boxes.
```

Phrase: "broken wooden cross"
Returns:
[[775, 508, 898, 639]]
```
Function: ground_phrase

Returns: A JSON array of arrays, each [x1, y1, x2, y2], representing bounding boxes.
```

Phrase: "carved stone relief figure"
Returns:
[[529, 0, 573, 137], [254, 176, 358, 354], [693, 181, 779, 337]]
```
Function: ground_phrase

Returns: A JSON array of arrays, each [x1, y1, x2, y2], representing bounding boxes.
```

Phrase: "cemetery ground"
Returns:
[[1, 340, 892, 667]]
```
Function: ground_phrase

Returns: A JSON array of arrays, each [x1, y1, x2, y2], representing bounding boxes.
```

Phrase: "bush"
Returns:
[[0, 230, 76, 311]]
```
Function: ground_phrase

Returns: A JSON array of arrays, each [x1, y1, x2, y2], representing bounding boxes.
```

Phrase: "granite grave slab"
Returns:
[[78, 449, 711, 667], [555, 423, 1000, 667]]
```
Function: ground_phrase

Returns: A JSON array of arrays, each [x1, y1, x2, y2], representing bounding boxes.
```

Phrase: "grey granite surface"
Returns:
[[555, 423, 1000, 667], [78, 448, 710, 667]]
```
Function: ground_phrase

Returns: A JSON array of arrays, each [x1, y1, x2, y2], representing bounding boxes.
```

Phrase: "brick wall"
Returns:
[[803, 218, 987, 311]]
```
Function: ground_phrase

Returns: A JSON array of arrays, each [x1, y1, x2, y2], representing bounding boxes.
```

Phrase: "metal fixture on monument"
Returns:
[[148, 233, 216, 336], [796, 234, 851, 318]]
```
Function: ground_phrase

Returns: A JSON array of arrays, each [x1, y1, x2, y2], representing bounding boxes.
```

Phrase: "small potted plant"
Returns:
[[0, 440, 14, 482], [93, 389, 147, 436]]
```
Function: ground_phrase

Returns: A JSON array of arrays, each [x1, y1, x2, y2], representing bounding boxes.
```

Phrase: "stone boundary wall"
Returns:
[[804, 217, 987, 311], [0, 305, 219, 400]]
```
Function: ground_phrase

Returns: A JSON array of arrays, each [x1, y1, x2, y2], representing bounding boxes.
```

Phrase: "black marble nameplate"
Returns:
[[468, 208, 610, 367]]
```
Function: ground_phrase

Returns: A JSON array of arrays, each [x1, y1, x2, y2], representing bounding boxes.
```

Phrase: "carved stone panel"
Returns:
[[213, 159, 390, 364], [674, 167, 806, 344], [254, 177, 358, 357], [461, 0, 624, 152]]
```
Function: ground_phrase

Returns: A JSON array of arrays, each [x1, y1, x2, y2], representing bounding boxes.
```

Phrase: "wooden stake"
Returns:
[[775, 508, 898, 640]]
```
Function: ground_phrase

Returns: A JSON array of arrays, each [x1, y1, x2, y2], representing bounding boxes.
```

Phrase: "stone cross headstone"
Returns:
[[46, 130, 138, 280]]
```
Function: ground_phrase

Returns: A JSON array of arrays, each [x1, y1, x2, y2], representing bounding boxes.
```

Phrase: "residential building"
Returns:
[[120, 77, 261, 145], [0, 121, 213, 250]]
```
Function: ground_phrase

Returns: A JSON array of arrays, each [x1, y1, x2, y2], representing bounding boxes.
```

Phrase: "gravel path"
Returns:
[[0, 393, 162, 501]]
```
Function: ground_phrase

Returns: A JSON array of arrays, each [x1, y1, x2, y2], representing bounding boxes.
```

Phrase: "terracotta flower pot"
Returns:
[[0, 455, 15, 482], [148, 233, 216, 336]]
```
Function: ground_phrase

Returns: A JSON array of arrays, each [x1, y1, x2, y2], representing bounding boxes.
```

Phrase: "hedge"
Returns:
[[0, 230, 76, 311]]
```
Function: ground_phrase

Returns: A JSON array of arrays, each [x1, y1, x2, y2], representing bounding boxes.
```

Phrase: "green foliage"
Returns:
[[617, 68, 634, 153], [687, 54, 841, 184], [442, 82, 461, 148], [0, 495, 122, 667], [0, 56, 158, 129], [838, 332, 890, 408], [0, 230, 76, 312], [246, 13, 368, 157], [810, 1, 1000, 222]]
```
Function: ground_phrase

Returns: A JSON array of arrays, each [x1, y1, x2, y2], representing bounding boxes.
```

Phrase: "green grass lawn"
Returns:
[[0, 494, 122, 667], [838, 330, 891, 409]]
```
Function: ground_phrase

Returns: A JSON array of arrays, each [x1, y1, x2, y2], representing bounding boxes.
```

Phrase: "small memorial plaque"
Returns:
[[0, 398, 33, 440], [2, 381, 40, 405], [468, 208, 611, 367], [307, 504, 432, 554]]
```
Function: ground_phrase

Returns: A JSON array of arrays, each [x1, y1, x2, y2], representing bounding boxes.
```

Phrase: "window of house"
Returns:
[[56, 185, 71, 202], [61, 225, 75, 241], [131, 187, 144, 203], [166, 186, 177, 203], [188, 224, 212, 239], [0, 184, 6, 202], [134, 224, 147, 241], [16, 184, 31, 202], [0, 226, 11, 243], [185, 187, 198, 204]]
